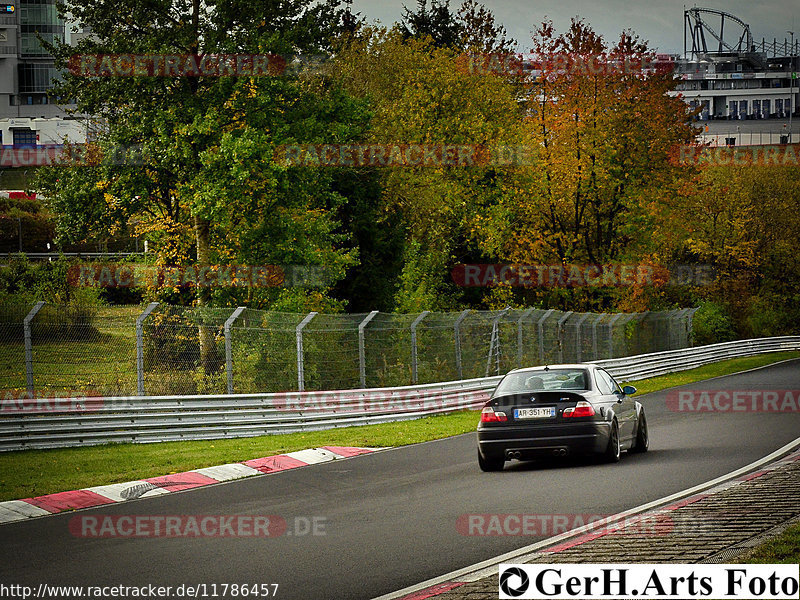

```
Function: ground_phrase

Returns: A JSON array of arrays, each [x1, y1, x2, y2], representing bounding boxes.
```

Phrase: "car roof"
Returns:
[[505, 363, 600, 375]]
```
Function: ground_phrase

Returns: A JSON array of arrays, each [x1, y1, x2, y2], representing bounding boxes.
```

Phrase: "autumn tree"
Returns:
[[329, 27, 524, 310], [655, 163, 800, 336], [498, 19, 696, 269]]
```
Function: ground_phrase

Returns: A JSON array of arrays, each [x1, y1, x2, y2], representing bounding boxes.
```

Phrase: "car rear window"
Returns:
[[492, 369, 590, 397]]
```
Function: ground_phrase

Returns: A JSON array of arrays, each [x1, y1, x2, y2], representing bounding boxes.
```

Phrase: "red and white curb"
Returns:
[[374, 438, 800, 600], [0, 446, 385, 525]]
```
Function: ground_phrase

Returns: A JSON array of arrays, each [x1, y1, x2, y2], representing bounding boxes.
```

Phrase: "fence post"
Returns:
[[675, 308, 692, 348], [296, 312, 317, 392], [485, 307, 511, 377], [517, 307, 535, 368], [633, 311, 650, 355], [607, 313, 624, 359], [23, 301, 45, 397], [537, 309, 555, 364], [575, 313, 591, 362], [224, 307, 246, 394], [592, 314, 606, 360], [686, 307, 699, 347], [669, 309, 689, 349], [556, 311, 574, 363], [454, 309, 470, 380], [136, 302, 159, 396], [358, 310, 379, 389], [410, 311, 430, 384]]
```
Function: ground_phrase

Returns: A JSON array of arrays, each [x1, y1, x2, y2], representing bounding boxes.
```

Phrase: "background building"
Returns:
[[0, 0, 86, 148], [670, 7, 799, 145]]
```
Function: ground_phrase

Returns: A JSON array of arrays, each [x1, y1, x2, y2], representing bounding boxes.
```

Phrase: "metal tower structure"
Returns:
[[684, 7, 754, 59]]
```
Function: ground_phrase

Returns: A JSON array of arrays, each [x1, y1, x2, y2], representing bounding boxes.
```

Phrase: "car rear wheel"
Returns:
[[603, 421, 621, 463], [478, 451, 505, 472], [631, 412, 649, 453]]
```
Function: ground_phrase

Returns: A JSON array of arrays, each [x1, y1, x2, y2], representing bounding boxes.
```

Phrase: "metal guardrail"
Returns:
[[0, 378, 501, 451], [1, 336, 798, 451], [594, 336, 800, 381]]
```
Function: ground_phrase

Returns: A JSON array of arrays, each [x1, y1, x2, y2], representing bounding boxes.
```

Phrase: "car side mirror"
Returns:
[[622, 385, 637, 396]]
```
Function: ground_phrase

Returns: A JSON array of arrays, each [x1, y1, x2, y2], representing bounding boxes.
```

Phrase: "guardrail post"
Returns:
[[607, 313, 624, 358], [224, 307, 246, 394], [358, 311, 379, 388], [136, 302, 159, 396], [592, 314, 606, 360], [454, 309, 470, 379], [410, 311, 430, 384], [296, 312, 317, 392], [23, 301, 45, 396], [486, 307, 511, 377], [516, 307, 535, 368], [537, 309, 555, 364], [556, 311, 574, 363], [575, 313, 592, 362]]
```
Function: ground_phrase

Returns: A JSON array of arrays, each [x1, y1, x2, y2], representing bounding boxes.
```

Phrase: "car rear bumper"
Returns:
[[477, 421, 612, 460]]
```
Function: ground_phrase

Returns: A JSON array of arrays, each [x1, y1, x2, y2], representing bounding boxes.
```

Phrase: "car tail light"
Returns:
[[563, 401, 596, 418], [480, 406, 507, 422]]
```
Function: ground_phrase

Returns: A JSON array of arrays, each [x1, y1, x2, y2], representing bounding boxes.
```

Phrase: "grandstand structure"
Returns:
[[671, 7, 798, 144]]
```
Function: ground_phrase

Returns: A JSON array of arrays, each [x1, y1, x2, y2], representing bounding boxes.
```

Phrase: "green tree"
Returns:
[[37, 0, 364, 372], [400, 0, 463, 48], [400, 0, 515, 52]]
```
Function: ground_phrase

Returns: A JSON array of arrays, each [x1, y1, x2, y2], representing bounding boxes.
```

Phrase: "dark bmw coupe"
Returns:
[[477, 363, 648, 471]]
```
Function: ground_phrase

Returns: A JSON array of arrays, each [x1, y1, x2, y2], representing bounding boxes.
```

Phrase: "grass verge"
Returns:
[[739, 520, 800, 564], [0, 350, 797, 502]]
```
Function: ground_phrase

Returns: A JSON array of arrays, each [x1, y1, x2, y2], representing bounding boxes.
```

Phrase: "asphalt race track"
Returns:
[[1, 360, 799, 600]]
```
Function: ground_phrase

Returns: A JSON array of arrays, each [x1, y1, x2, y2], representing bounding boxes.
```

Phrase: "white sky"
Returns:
[[349, 0, 798, 55]]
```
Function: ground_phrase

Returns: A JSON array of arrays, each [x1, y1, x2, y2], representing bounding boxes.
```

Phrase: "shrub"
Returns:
[[745, 295, 792, 338], [692, 301, 736, 346], [0, 255, 104, 342]]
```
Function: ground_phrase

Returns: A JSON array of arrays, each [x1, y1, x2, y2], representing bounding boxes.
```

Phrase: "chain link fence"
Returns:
[[0, 303, 696, 397]]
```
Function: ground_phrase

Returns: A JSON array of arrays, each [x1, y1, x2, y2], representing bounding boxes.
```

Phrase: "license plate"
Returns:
[[514, 407, 556, 420]]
